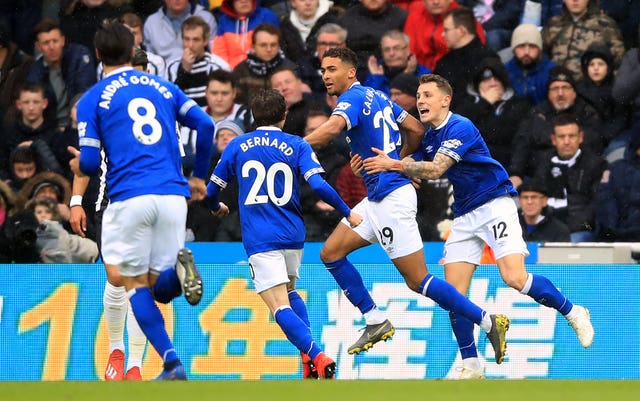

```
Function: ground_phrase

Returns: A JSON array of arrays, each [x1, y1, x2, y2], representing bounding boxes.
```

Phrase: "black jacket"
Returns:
[[533, 149, 607, 233], [519, 211, 571, 242]]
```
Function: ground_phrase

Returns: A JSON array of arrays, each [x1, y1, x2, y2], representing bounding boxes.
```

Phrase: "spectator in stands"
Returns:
[[456, 57, 533, 169], [517, 180, 571, 242], [389, 73, 420, 119], [532, 113, 607, 242], [364, 30, 430, 96], [20, 171, 73, 227], [59, 0, 133, 64], [270, 66, 324, 136], [232, 23, 296, 104], [0, 180, 18, 262], [434, 6, 498, 109], [608, 27, 640, 161], [542, 0, 625, 82], [26, 195, 99, 263], [118, 12, 166, 78], [211, 0, 280, 69], [297, 22, 347, 93], [143, 0, 217, 62], [577, 43, 629, 143], [505, 23, 556, 105], [27, 19, 95, 130], [0, 19, 33, 122], [0, 83, 65, 181], [509, 66, 602, 187], [458, 0, 525, 51], [7, 144, 63, 194], [167, 16, 230, 106], [337, 0, 407, 82], [279, 0, 334, 63], [203, 70, 253, 129], [404, 0, 485, 70], [596, 129, 640, 242]]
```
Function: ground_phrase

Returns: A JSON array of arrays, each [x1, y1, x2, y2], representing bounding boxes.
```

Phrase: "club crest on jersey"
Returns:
[[334, 101, 350, 111], [442, 139, 462, 149]]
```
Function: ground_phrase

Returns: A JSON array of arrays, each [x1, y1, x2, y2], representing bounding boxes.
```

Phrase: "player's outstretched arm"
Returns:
[[304, 115, 346, 149], [364, 147, 454, 180], [69, 173, 90, 237]]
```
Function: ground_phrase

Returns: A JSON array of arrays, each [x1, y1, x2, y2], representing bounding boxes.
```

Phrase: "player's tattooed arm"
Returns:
[[401, 152, 455, 179]]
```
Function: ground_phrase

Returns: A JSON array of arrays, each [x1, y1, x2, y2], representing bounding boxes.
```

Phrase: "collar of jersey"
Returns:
[[256, 126, 282, 131], [434, 111, 453, 130], [104, 66, 134, 78]]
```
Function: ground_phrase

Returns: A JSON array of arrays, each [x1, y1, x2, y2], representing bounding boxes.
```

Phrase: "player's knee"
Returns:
[[501, 271, 526, 291], [319, 246, 341, 264]]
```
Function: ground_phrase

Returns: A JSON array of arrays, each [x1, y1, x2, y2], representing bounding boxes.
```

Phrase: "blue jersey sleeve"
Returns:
[[77, 93, 102, 176], [437, 118, 476, 163], [206, 140, 236, 210]]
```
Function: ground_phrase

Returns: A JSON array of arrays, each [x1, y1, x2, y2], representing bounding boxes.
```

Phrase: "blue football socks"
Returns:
[[522, 273, 573, 315], [129, 287, 178, 364], [450, 311, 478, 359], [419, 274, 484, 324], [325, 257, 376, 314], [274, 305, 322, 360], [288, 290, 311, 327], [152, 267, 181, 304]]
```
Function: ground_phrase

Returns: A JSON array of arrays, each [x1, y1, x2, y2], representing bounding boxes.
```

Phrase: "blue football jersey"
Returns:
[[412, 112, 516, 217], [77, 67, 213, 201], [333, 82, 411, 201], [210, 127, 325, 256]]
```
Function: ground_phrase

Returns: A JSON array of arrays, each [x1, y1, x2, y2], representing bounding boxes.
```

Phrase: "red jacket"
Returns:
[[404, 0, 485, 70]]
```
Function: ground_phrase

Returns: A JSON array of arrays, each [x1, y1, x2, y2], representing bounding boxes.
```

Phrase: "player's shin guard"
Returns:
[[128, 287, 178, 364], [288, 290, 311, 327], [522, 273, 573, 315], [450, 311, 478, 359], [274, 305, 322, 360], [152, 268, 182, 304], [126, 306, 147, 371], [325, 258, 376, 314], [419, 274, 484, 325]]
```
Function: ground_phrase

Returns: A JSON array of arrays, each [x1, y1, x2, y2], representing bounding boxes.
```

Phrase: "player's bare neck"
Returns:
[[103, 63, 132, 76]]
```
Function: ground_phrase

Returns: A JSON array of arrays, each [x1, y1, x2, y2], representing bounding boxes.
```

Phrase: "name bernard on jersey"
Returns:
[[99, 72, 173, 110], [239, 134, 294, 156]]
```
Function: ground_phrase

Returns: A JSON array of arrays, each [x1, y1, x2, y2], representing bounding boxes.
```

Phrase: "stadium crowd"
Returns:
[[1, 0, 640, 263]]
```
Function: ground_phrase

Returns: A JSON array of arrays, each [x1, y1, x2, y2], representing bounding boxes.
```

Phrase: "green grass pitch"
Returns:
[[1, 380, 639, 401]]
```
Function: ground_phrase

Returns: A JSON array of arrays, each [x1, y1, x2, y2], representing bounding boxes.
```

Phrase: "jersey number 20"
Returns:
[[242, 160, 293, 206]]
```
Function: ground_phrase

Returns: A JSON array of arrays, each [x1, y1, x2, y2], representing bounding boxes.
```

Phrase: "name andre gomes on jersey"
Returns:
[[99, 73, 173, 110]]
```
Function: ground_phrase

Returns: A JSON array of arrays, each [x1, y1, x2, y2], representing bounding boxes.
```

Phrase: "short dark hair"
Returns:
[[18, 82, 46, 97], [252, 23, 281, 43], [131, 47, 148, 70], [553, 113, 581, 132], [34, 18, 62, 38], [207, 69, 236, 87], [446, 7, 477, 36], [419, 73, 453, 96], [94, 21, 134, 66], [250, 89, 286, 126], [182, 15, 210, 39], [322, 47, 358, 67], [11, 146, 36, 165], [118, 12, 143, 28]]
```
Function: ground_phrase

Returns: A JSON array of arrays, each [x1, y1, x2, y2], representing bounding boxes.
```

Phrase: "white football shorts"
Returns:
[[248, 249, 303, 293], [101, 194, 187, 277], [443, 195, 529, 265], [341, 183, 423, 259]]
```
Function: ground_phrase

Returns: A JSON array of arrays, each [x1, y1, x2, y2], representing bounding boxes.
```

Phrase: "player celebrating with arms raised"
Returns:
[[363, 73, 594, 378], [304, 47, 510, 363], [206, 89, 362, 379], [70, 21, 215, 380]]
